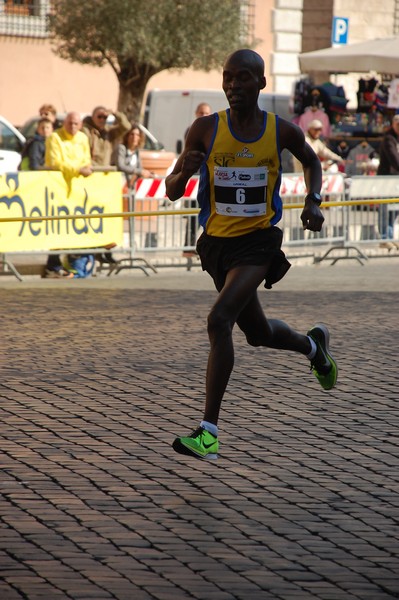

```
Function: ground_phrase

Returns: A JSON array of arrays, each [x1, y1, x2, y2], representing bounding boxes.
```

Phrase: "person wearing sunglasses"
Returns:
[[82, 105, 131, 168], [82, 105, 131, 264]]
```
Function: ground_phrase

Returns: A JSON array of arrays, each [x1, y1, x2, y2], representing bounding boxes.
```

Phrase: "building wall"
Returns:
[[333, 0, 396, 42], [0, 0, 279, 126], [0, 36, 118, 127], [2, 0, 399, 127], [271, 0, 304, 95]]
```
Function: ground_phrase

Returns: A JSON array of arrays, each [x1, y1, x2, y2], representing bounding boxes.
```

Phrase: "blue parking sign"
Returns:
[[332, 17, 349, 45]]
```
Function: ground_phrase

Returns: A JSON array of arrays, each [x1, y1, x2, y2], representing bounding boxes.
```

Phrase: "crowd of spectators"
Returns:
[[19, 103, 139, 277], [17, 101, 399, 277]]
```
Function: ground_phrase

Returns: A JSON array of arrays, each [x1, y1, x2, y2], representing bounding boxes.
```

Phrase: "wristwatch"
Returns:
[[305, 192, 322, 206]]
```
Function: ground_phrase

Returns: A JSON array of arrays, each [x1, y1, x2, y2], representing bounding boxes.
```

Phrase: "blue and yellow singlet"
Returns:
[[197, 109, 283, 237]]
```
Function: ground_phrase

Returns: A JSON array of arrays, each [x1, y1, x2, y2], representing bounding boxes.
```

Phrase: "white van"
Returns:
[[0, 115, 26, 173], [143, 89, 293, 154]]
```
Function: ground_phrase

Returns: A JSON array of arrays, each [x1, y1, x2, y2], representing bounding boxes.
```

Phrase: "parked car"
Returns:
[[0, 115, 26, 172], [19, 115, 175, 176]]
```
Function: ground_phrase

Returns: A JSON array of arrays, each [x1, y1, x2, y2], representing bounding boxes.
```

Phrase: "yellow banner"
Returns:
[[0, 171, 123, 252]]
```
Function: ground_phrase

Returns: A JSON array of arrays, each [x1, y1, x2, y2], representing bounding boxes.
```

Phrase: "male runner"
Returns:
[[166, 49, 337, 460]]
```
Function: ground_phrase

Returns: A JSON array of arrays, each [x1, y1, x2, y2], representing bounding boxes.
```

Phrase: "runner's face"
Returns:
[[222, 58, 264, 111]]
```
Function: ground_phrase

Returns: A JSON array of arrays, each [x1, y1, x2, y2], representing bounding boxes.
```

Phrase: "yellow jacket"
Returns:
[[45, 127, 91, 180]]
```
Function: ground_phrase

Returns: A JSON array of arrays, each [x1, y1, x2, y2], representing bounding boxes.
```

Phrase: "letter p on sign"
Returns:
[[332, 17, 349, 46]]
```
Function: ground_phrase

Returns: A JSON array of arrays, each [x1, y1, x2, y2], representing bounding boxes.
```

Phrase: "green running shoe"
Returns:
[[307, 324, 338, 390], [173, 426, 218, 460]]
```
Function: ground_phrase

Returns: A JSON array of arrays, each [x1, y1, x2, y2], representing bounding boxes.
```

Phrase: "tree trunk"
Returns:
[[118, 62, 155, 122], [117, 81, 146, 122]]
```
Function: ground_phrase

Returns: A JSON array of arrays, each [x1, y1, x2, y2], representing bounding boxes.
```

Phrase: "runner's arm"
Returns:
[[165, 116, 213, 201], [279, 118, 324, 231]]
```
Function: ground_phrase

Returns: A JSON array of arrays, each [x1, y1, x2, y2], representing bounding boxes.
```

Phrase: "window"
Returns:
[[4, 1, 35, 17], [0, 0, 49, 36], [240, 0, 255, 45]]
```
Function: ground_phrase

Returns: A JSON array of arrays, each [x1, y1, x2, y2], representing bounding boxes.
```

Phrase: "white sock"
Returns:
[[306, 336, 317, 360], [200, 420, 218, 437]]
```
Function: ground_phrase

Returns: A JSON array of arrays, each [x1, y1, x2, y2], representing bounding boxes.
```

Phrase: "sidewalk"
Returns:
[[0, 258, 398, 599], [2, 253, 399, 292]]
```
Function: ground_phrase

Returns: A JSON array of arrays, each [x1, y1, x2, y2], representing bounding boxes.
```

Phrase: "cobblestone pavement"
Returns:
[[0, 262, 398, 599]]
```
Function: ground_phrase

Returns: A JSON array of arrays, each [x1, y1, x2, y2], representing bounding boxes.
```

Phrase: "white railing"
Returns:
[[120, 172, 398, 269], [124, 173, 349, 255]]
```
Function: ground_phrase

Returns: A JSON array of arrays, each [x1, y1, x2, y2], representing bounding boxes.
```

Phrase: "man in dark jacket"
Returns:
[[82, 106, 130, 263], [82, 106, 130, 167], [377, 114, 399, 249]]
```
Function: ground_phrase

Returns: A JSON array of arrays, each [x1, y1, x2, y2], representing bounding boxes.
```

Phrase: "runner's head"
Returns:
[[222, 49, 266, 111]]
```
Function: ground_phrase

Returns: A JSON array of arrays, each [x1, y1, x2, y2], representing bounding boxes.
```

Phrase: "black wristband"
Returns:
[[305, 192, 322, 206]]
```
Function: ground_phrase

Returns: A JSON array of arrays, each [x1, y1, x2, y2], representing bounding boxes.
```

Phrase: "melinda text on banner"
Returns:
[[0, 171, 123, 252]]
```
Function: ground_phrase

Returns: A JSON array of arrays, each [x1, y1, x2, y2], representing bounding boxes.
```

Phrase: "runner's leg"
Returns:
[[237, 293, 311, 352], [204, 264, 271, 424]]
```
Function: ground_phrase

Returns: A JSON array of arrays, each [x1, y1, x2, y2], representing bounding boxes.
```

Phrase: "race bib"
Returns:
[[214, 166, 268, 217]]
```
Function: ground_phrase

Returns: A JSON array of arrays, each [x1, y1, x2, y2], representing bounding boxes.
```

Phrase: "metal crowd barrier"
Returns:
[[347, 175, 399, 245], [124, 173, 347, 255], [1, 173, 399, 280], [123, 172, 399, 270]]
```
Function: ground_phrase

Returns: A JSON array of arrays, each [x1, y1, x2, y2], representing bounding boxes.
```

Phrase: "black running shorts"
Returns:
[[196, 226, 291, 290]]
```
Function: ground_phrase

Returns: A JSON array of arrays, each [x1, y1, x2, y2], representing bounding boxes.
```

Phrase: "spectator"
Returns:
[[44, 111, 93, 278], [38, 103, 63, 130], [46, 111, 92, 181], [82, 106, 131, 167], [293, 119, 344, 173], [65, 254, 95, 278], [183, 102, 212, 258], [184, 102, 212, 140], [83, 106, 130, 264], [19, 117, 53, 171], [112, 124, 153, 187], [377, 114, 399, 250], [18, 104, 60, 169]]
